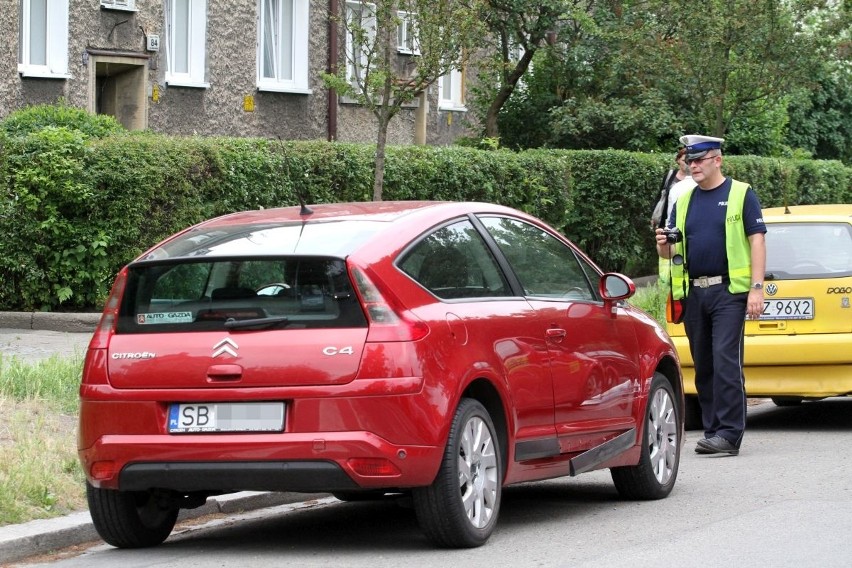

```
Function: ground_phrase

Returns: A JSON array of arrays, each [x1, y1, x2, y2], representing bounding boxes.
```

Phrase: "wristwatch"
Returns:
[[751, 282, 763, 290]]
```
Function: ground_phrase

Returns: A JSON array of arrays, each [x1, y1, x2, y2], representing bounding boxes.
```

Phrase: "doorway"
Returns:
[[86, 51, 148, 130]]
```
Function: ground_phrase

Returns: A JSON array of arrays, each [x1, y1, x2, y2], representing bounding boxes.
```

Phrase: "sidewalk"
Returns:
[[0, 491, 321, 565], [0, 312, 324, 565]]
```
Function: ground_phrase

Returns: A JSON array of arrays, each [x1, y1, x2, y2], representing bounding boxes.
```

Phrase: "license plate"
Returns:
[[761, 297, 814, 320], [168, 402, 284, 433]]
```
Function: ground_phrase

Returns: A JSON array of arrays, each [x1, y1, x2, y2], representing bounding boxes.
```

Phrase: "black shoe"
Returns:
[[696, 435, 739, 456]]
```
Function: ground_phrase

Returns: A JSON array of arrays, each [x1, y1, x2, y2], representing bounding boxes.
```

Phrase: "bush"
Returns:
[[0, 102, 124, 140], [0, 107, 849, 312]]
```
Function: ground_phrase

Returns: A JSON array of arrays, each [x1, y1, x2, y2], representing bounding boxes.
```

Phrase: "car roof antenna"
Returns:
[[277, 136, 313, 216], [298, 194, 314, 216]]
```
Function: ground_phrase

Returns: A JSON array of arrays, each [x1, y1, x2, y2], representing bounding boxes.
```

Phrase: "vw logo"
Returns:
[[765, 283, 778, 296]]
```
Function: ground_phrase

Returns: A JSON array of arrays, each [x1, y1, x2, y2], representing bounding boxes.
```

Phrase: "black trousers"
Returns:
[[683, 284, 748, 447]]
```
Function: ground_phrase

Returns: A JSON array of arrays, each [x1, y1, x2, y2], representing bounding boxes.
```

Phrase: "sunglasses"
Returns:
[[686, 154, 718, 165]]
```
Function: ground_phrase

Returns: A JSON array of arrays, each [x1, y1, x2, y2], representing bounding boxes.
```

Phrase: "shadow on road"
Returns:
[[747, 398, 852, 431]]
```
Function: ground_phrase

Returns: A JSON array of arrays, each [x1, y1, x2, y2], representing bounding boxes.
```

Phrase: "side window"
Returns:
[[18, 0, 69, 78], [398, 220, 511, 300], [165, 0, 209, 88], [258, 0, 311, 93], [479, 216, 596, 301]]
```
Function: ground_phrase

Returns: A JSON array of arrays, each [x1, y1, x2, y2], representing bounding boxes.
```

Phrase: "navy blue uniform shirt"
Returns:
[[669, 178, 766, 277]]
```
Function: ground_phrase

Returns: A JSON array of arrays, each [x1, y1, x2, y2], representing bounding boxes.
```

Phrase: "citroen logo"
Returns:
[[212, 337, 239, 358], [765, 283, 778, 296]]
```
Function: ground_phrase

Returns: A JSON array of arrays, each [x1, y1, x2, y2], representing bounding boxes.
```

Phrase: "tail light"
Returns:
[[82, 268, 127, 386], [349, 265, 429, 343], [89, 267, 127, 349]]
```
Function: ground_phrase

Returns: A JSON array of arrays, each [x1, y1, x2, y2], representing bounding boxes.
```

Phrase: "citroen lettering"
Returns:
[[112, 352, 156, 360]]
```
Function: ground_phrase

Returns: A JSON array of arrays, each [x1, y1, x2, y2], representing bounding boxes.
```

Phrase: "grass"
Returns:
[[628, 281, 667, 325], [0, 355, 86, 526]]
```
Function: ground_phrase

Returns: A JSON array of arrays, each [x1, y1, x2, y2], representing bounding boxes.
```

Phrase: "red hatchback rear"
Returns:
[[79, 201, 683, 549]]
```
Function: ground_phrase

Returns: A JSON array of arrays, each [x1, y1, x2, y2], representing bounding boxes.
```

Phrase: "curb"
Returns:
[[0, 312, 100, 334], [0, 491, 326, 565]]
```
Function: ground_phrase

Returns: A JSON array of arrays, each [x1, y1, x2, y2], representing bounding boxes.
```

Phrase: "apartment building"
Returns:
[[1, 0, 475, 144]]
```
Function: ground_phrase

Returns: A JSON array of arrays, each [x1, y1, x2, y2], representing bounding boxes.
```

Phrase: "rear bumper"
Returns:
[[680, 364, 852, 398], [672, 333, 852, 397], [80, 429, 442, 492], [78, 391, 446, 492]]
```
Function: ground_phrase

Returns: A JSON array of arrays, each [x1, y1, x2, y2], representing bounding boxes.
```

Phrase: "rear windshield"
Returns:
[[116, 257, 367, 333], [766, 222, 852, 279]]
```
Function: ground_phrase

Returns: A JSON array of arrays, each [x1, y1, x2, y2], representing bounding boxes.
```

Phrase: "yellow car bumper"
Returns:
[[672, 333, 852, 397]]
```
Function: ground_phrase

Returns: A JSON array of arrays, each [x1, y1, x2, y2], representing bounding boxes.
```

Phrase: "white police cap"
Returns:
[[680, 134, 724, 160]]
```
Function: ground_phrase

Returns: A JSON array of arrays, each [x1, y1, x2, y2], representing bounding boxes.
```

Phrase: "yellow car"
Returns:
[[668, 204, 852, 429]]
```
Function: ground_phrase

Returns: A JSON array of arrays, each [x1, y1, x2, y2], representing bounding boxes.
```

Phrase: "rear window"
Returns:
[[116, 257, 367, 333], [766, 222, 852, 279]]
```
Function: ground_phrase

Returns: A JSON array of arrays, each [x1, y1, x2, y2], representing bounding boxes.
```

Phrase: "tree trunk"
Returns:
[[484, 49, 537, 139], [373, 116, 389, 201]]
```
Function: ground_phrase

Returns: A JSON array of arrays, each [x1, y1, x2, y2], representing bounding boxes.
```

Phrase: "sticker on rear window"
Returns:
[[137, 312, 194, 325]]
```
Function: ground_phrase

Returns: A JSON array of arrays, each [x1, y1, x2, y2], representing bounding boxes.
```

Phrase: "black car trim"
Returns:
[[514, 437, 561, 461], [569, 428, 637, 476], [119, 460, 360, 493]]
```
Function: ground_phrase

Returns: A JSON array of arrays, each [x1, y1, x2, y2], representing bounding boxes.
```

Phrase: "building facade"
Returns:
[[1, 0, 475, 145]]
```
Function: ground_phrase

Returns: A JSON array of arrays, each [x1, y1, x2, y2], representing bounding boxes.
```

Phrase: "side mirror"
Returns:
[[599, 273, 636, 309]]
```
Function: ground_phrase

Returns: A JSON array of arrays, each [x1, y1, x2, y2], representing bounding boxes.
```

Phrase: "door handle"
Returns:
[[207, 364, 243, 381], [546, 328, 567, 342]]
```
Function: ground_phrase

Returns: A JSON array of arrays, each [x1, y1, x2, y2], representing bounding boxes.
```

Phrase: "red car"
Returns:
[[79, 201, 683, 549]]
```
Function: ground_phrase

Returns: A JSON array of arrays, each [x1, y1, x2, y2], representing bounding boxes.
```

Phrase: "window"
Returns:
[[766, 222, 852, 278], [119, 258, 366, 333], [396, 11, 419, 55], [258, 0, 311, 93], [398, 220, 511, 300], [17, 0, 69, 78], [479, 216, 596, 301], [165, 0, 208, 87], [345, 1, 376, 86], [438, 67, 465, 111]]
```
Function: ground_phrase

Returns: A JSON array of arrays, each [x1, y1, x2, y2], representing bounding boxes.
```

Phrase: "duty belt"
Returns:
[[691, 275, 725, 288]]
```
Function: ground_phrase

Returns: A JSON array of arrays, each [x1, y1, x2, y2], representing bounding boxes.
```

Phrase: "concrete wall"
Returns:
[[0, 0, 477, 146]]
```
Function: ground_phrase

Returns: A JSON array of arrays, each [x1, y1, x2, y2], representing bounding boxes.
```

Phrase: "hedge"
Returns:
[[1, 124, 849, 312]]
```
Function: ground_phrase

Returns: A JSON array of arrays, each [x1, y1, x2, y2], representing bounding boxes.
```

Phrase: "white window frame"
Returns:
[[257, 0, 311, 93], [438, 67, 466, 111], [165, 0, 209, 88], [396, 11, 419, 55], [345, 1, 376, 87], [18, 0, 70, 79]]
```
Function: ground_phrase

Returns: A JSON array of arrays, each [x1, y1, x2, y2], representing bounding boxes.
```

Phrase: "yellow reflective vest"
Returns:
[[670, 180, 752, 300]]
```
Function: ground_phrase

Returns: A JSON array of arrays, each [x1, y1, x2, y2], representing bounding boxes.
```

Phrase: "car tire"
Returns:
[[86, 482, 178, 548], [771, 396, 803, 407], [413, 398, 502, 548], [611, 373, 681, 500], [683, 394, 703, 431]]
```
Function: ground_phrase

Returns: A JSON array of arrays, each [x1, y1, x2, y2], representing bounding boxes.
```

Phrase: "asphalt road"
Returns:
[[0, 328, 92, 363], [3, 317, 850, 567], [11, 398, 852, 568]]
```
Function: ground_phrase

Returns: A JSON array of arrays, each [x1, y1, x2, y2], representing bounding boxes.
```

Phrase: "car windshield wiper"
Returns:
[[224, 316, 290, 330]]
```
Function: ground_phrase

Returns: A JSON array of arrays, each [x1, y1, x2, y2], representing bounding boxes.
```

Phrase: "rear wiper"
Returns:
[[224, 316, 291, 330]]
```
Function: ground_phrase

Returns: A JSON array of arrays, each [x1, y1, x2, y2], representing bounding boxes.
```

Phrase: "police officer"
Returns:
[[655, 135, 767, 456]]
